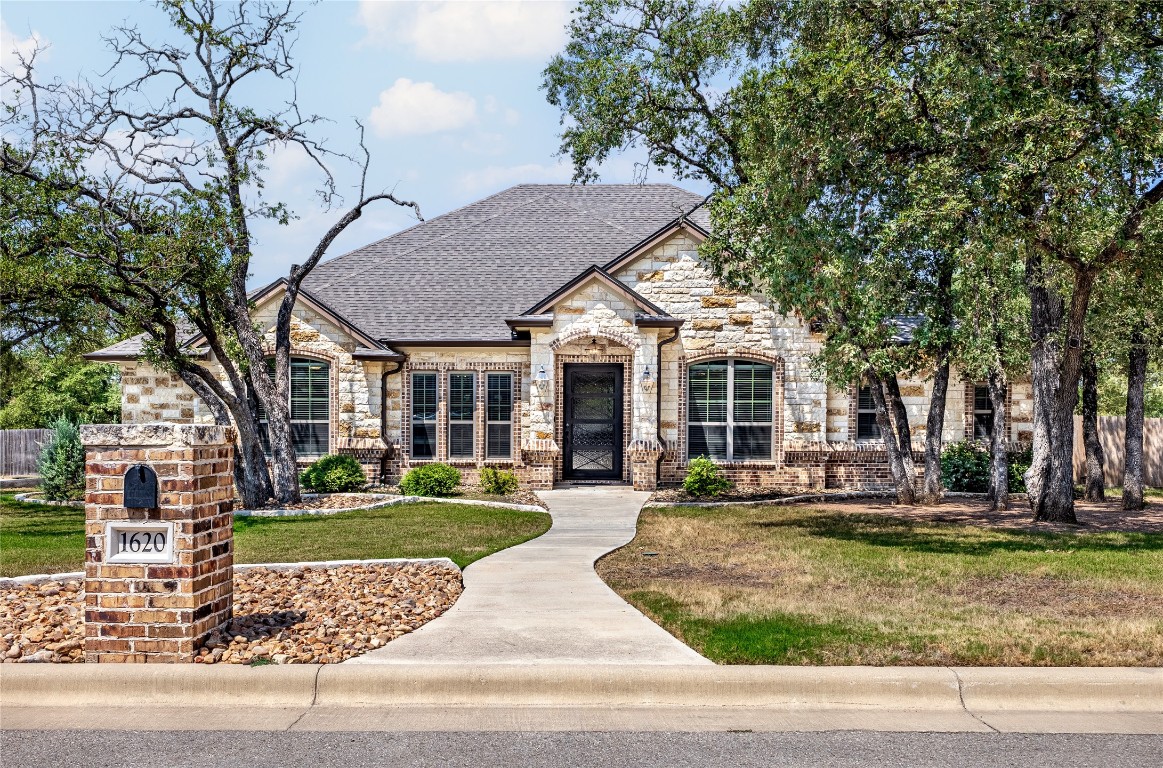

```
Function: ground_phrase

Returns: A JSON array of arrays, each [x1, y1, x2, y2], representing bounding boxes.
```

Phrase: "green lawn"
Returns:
[[0, 491, 550, 577], [598, 504, 1163, 666]]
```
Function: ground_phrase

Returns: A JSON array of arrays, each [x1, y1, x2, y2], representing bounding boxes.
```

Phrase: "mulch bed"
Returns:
[[648, 486, 812, 505], [233, 493, 389, 513], [0, 562, 462, 664], [806, 496, 1163, 534], [374, 484, 547, 509]]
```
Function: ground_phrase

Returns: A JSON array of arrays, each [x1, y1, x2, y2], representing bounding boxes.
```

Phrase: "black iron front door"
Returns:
[[563, 364, 623, 480]]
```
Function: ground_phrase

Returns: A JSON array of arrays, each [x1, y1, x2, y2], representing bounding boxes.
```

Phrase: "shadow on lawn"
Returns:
[[751, 512, 1163, 557]]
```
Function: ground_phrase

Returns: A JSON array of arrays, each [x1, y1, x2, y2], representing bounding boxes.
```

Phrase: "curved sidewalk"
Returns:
[[349, 486, 710, 665]]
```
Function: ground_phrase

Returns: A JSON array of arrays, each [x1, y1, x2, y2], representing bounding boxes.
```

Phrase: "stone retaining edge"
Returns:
[[234, 494, 547, 517], [1, 665, 1158, 712], [644, 491, 1030, 509], [0, 557, 460, 588]]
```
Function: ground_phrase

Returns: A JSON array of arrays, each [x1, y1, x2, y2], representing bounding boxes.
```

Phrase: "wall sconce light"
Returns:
[[641, 365, 656, 393], [534, 365, 550, 391]]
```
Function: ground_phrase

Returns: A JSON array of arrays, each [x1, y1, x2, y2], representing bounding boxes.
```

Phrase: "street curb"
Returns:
[[1, 665, 1159, 712]]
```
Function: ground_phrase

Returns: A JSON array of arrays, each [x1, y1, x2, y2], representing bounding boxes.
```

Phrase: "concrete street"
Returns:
[[3, 730, 1160, 768], [350, 486, 709, 665]]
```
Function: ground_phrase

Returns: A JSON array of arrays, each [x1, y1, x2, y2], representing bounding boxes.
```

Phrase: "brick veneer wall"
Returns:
[[81, 423, 235, 663]]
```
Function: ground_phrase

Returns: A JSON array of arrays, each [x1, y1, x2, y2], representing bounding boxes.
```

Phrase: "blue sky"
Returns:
[[2, 1, 708, 285]]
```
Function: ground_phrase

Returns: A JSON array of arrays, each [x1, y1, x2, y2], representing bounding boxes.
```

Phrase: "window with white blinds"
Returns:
[[687, 360, 773, 461], [257, 358, 329, 458]]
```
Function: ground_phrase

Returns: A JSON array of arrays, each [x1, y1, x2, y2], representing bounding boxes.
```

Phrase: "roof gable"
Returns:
[[523, 265, 672, 318]]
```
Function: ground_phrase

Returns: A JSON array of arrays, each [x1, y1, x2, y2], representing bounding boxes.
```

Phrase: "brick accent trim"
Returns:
[[401, 361, 526, 467], [555, 353, 634, 483]]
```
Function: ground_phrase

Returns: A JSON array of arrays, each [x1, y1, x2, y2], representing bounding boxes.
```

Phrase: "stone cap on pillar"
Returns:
[[81, 422, 236, 448]]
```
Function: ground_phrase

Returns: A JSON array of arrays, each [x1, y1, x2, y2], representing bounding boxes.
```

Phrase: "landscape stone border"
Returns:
[[234, 493, 547, 517], [11, 492, 84, 508], [0, 557, 459, 589], [643, 490, 1029, 509]]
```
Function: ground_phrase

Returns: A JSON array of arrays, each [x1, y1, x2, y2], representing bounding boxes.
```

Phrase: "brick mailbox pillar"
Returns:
[[81, 423, 235, 663]]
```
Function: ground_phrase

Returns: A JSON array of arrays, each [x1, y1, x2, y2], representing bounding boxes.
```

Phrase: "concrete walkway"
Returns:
[[349, 486, 710, 665]]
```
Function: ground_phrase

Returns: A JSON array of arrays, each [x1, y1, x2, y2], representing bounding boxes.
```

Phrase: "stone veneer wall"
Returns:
[[113, 230, 1038, 492]]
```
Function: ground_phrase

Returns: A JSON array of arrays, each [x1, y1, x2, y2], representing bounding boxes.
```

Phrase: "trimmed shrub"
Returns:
[[940, 441, 991, 493], [683, 456, 731, 497], [479, 467, 519, 495], [940, 441, 1032, 494], [38, 417, 85, 501], [299, 454, 366, 493], [400, 463, 461, 497]]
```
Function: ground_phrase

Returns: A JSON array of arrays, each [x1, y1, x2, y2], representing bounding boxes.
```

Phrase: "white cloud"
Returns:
[[457, 160, 572, 195], [368, 78, 477, 137], [357, 0, 570, 62], [1, 19, 43, 78]]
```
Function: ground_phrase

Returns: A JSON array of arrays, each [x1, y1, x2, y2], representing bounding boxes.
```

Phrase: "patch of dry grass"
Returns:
[[598, 505, 1163, 666]]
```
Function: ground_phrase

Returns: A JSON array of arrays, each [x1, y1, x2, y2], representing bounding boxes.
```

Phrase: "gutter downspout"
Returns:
[[655, 327, 682, 482], [381, 361, 405, 475]]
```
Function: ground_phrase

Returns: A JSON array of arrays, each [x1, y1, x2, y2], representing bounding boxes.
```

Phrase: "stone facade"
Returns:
[[81, 423, 234, 663], [113, 228, 1034, 492]]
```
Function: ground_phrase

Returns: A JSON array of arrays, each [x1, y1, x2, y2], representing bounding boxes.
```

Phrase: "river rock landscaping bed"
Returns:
[[374, 484, 547, 510], [233, 493, 394, 514], [0, 561, 462, 664]]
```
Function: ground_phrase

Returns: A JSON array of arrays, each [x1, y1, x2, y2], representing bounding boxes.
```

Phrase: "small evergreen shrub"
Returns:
[[1008, 446, 1032, 494], [940, 442, 991, 493], [400, 463, 461, 497], [299, 454, 366, 493], [479, 467, 519, 495], [940, 441, 1032, 494], [683, 456, 731, 497], [38, 417, 85, 501]]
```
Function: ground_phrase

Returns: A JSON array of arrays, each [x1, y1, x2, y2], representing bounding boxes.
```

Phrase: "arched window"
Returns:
[[688, 359, 773, 461], [258, 357, 330, 458]]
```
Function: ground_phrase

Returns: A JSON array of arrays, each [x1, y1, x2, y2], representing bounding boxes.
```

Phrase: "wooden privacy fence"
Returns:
[[0, 429, 51, 476], [1073, 415, 1163, 488]]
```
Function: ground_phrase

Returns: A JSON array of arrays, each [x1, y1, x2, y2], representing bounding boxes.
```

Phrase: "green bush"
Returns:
[[299, 454, 366, 493], [1008, 446, 1032, 494], [940, 441, 991, 493], [479, 467, 519, 495], [683, 456, 731, 497], [38, 417, 86, 501], [940, 441, 1031, 494], [400, 463, 461, 497]]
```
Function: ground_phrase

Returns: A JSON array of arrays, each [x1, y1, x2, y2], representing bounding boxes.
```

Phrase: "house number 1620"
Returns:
[[105, 521, 175, 564], [119, 531, 166, 553]]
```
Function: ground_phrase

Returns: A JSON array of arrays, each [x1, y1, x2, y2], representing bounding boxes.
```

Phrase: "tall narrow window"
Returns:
[[973, 385, 994, 440], [258, 358, 330, 458], [448, 372, 475, 458], [688, 360, 773, 461], [856, 385, 881, 440], [486, 373, 513, 459], [411, 372, 437, 459]]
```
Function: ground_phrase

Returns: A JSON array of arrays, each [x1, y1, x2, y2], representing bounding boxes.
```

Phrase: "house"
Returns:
[[87, 184, 1034, 490]]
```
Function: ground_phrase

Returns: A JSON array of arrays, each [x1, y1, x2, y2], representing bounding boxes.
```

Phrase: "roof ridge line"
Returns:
[[311, 191, 553, 291], [543, 192, 631, 235]]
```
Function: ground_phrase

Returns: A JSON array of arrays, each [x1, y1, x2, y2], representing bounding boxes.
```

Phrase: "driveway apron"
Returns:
[[349, 487, 710, 665]]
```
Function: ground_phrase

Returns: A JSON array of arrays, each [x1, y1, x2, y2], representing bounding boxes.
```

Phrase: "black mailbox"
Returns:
[[124, 465, 159, 509]]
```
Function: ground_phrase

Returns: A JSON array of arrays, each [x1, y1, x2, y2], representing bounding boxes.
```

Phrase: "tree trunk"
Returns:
[[986, 367, 1010, 511], [1024, 251, 1088, 524], [919, 358, 951, 505], [883, 374, 919, 495], [177, 367, 272, 509], [1123, 330, 1148, 511], [1081, 349, 1105, 502], [867, 370, 917, 505]]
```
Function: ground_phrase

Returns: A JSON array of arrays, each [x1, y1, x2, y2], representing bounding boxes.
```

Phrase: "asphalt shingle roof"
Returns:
[[303, 183, 707, 343]]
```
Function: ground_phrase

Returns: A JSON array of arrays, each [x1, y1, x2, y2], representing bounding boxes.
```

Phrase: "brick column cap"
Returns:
[[81, 423, 235, 448]]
